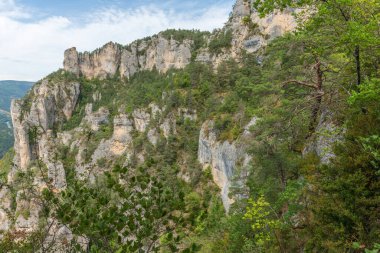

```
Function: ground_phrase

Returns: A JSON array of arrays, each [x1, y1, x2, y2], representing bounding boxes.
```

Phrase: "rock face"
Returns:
[[63, 2, 298, 80], [0, 188, 12, 233], [196, 0, 297, 66], [228, 0, 297, 53], [64, 37, 192, 80], [303, 111, 343, 164], [91, 114, 134, 166], [66, 103, 178, 180], [1, 0, 302, 248], [11, 79, 80, 173], [83, 104, 110, 131], [198, 118, 257, 211], [0, 79, 80, 237]]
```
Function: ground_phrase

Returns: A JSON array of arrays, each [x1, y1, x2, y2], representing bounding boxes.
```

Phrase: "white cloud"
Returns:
[[0, 0, 30, 18], [0, 2, 232, 81]]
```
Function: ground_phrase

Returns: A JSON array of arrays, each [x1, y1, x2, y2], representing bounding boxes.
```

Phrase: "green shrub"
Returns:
[[209, 30, 233, 55]]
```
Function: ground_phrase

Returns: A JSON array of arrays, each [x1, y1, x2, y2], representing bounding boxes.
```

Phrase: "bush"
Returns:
[[209, 30, 233, 55]]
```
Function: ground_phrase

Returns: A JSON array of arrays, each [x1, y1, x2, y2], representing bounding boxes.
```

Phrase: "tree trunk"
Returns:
[[279, 164, 287, 191], [354, 45, 361, 85], [307, 59, 323, 136]]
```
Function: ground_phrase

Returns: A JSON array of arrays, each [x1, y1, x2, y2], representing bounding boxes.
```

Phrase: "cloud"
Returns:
[[0, 1, 232, 81], [0, 0, 30, 18]]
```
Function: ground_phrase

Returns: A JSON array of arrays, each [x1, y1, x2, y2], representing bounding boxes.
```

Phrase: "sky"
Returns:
[[0, 0, 234, 81]]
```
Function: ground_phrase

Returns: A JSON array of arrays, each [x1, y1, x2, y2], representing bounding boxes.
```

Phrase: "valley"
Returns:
[[0, 81, 33, 158]]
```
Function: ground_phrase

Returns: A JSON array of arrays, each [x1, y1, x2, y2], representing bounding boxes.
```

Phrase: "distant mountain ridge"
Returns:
[[0, 80, 34, 112], [0, 80, 34, 158]]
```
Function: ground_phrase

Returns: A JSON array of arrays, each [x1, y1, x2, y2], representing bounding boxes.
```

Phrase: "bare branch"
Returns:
[[282, 80, 318, 90]]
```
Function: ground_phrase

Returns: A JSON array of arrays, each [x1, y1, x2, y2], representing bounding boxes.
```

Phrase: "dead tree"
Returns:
[[282, 57, 325, 137]]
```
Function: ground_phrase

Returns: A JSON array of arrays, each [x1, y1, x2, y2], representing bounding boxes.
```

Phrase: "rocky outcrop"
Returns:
[[64, 37, 192, 80], [91, 114, 134, 163], [11, 79, 80, 173], [1, 0, 302, 247], [63, 1, 298, 80], [198, 118, 257, 211], [14, 191, 41, 233], [38, 131, 67, 189], [82, 104, 110, 132], [303, 111, 343, 164], [69, 103, 184, 180], [229, 0, 297, 53], [0, 79, 80, 237], [133, 109, 151, 133], [0, 188, 12, 234], [196, 0, 297, 65]]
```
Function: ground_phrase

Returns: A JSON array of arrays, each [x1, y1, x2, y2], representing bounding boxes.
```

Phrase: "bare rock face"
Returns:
[[14, 192, 41, 233], [63, 47, 80, 76], [198, 121, 239, 211], [11, 79, 80, 172], [303, 111, 343, 164], [38, 131, 67, 189], [10, 101, 32, 171], [63, 1, 298, 79], [198, 118, 257, 211], [0, 78, 80, 238], [229, 0, 297, 52], [143, 37, 192, 73], [82, 104, 110, 132], [79, 42, 121, 79], [197, 0, 298, 65], [64, 42, 121, 79], [0, 188, 12, 234], [132, 108, 151, 133], [91, 114, 134, 163], [64, 37, 192, 80]]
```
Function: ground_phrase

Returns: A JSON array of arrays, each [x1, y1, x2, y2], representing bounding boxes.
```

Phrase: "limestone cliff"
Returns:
[[11, 79, 80, 178], [0, 0, 302, 249], [198, 118, 257, 211], [64, 37, 192, 79], [63, 2, 297, 80], [0, 78, 80, 242], [196, 0, 297, 64]]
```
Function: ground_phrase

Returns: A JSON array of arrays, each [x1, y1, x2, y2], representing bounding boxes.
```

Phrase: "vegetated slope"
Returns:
[[0, 80, 33, 157], [0, 0, 379, 252]]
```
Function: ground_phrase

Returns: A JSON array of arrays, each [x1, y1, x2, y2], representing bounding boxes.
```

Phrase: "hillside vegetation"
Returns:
[[0, 0, 379, 252]]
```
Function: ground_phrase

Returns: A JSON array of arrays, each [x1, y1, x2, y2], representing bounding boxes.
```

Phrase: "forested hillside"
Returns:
[[0, 0, 378, 252]]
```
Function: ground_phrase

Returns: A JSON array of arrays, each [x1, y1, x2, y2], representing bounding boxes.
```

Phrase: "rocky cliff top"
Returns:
[[63, 0, 297, 80], [63, 35, 193, 80]]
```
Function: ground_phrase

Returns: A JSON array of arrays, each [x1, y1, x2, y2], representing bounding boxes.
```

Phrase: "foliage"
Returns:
[[45, 165, 187, 252], [304, 78, 380, 250], [160, 29, 210, 60], [0, 149, 14, 183], [244, 195, 281, 247], [1, 1, 379, 251], [208, 30, 233, 55]]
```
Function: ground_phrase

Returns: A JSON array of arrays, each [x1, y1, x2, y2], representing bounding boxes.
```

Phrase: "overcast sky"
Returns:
[[0, 0, 234, 81]]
